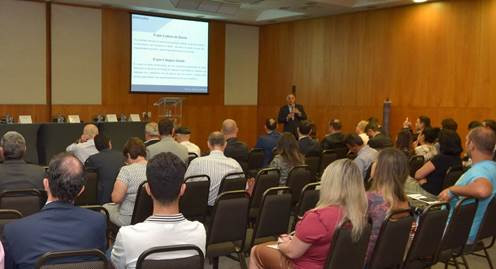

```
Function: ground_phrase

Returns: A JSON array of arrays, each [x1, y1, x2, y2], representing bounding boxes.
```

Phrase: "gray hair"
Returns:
[[145, 122, 159, 136], [1, 131, 26, 160]]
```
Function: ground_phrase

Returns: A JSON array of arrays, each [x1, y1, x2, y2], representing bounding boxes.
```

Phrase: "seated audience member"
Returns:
[[111, 153, 206, 269], [345, 133, 378, 180], [297, 120, 321, 156], [85, 134, 125, 204], [366, 148, 411, 263], [468, 120, 482, 130], [482, 119, 496, 133], [414, 127, 439, 161], [222, 119, 249, 169], [175, 126, 201, 157], [184, 132, 243, 206], [415, 115, 431, 134], [365, 121, 393, 149], [442, 118, 458, 131], [147, 119, 188, 163], [269, 132, 305, 185], [463, 121, 484, 167], [249, 159, 368, 269], [321, 118, 346, 150], [439, 126, 496, 243], [415, 129, 463, 195], [0, 131, 45, 192], [395, 128, 414, 157], [3, 153, 106, 268], [143, 122, 160, 147], [255, 118, 281, 166], [104, 138, 147, 226], [356, 120, 370, 145], [66, 123, 99, 163]]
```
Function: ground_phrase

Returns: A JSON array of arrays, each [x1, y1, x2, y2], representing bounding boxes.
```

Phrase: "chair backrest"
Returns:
[[131, 181, 153, 225], [136, 244, 204, 269], [0, 189, 44, 217], [0, 209, 22, 239], [207, 191, 250, 246], [403, 202, 449, 268], [304, 155, 321, 178], [286, 165, 313, 205], [249, 168, 280, 210], [437, 197, 478, 258], [333, 147, 349, 159], [320, 150, 339, 174], [325, 220, 372, 269], [367, 209, 414, 269], [35, 249, 108, 269], [249, 187, 292, 249], [474, 195, 496, 242], [218, 172, 246, 195], [295, 182, 320, 218], [180, 175, 211, 222], [409, 155, 425, 177], [188, 153, 198, 165], [247, 148, 265, 171], [80, 206, 110, 250], [75, 170, 98, 206], [442, 166, 464, 189]]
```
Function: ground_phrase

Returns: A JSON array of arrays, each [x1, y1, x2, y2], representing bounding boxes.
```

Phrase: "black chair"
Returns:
[[218, 172, 246, 195], [333, 147, 349, 159], [442, 166, 464, 189], [435, 197, 478, 268], [367, 209, 414, 269], [464, 196, 496, 269], [75, 170, 98, 206], [81, 205, 111, 250], [294, 182, 320, 219], [248, 168, 280, 218], [206, 191, 250, 269], [0, 189, 45, 217], [402, 202, 450, 269], [180, 175, 211, 222], [364, 164, 373, 190], [136, 244, 204, 269], [188, 152, 198, 165], [131, 181, 153, 225], [246, 187, 292, 251], [304, 155, 321, 178], [247, 148, 265, 172], [0, 209, 22, 239], [409, 155, 425, 177], [320, 150, 339, 174], [325, 220, 372, 269], [286, 165, 314, 205], [35, 249, 108, 269]]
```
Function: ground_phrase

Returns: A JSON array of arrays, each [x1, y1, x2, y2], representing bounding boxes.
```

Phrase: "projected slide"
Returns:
[[131, 14, 209, 93]]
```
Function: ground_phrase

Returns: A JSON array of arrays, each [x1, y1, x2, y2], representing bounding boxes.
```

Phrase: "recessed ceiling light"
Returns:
[[413, 0, 428, 3]]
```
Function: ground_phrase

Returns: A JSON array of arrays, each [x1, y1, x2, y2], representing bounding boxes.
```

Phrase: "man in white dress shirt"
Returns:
[[184, 131, 243, 206], [175, 126, 201, 157], [111, 152, 206, 269], [66, 124, 99, 163]]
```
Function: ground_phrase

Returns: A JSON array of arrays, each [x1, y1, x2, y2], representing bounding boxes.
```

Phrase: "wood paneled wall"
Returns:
[[258, 0, 496, 143]]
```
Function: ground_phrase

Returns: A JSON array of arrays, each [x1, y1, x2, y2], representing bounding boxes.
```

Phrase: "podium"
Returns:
[[153, 97, 185, 125]]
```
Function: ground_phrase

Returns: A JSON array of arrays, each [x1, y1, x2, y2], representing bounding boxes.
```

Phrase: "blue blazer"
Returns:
[[255, 131, 281, 166], [3, 201, 106, 269]]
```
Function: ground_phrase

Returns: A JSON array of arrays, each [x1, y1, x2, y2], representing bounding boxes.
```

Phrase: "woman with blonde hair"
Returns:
[[249, 159, 368, 269], [366, 148, 411, 262]]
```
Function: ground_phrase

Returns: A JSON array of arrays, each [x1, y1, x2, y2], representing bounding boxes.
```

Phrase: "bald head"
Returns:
[[83, 124, 99, 139], [468, 127, 496, 156], [222, 119, 238, 137]]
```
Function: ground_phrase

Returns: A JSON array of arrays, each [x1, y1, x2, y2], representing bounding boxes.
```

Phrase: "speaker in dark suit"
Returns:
[[3, 153, 107, 269], [277, 94, 307, 135]]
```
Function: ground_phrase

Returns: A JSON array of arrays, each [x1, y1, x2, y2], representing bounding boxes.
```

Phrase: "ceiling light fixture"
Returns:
[[413, 0, 428, 3]]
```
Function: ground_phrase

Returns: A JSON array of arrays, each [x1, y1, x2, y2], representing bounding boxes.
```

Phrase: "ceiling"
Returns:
[[52, 0, 433, 25]]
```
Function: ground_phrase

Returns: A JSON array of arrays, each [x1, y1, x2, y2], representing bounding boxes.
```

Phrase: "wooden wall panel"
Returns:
[[258, 0, 496, 144]]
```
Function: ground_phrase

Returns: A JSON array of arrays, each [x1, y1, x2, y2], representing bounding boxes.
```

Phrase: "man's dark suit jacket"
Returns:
[[0, 160, 45, 193], [277, 104, 307, 134], [368, 133, 394, 149], [3, 201, 106, 269], [299, 136, 322, 157], [144, 138, 160, 147], [255, 131, 281, 166], [85, 149, 125, 204], [321, 132, 346, 151], [224, 137, 249, 170]]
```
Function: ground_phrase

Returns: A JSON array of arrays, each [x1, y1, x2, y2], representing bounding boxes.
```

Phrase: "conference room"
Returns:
[[1, 0, 496, 268]]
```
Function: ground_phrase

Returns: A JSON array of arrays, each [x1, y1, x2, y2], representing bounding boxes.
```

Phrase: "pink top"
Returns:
[[293, 205, 344, 269]]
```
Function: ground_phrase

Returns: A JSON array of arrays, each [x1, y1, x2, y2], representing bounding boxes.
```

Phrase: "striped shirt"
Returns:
[[184, 150, 243, 205]]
